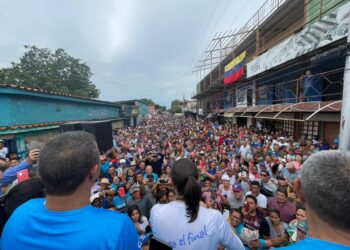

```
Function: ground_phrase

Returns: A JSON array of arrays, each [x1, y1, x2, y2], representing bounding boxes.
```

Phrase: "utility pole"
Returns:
[[339, 21, 350, 150]]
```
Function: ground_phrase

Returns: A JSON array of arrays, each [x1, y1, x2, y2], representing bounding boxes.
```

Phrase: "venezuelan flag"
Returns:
[[224, 51, 246, 85]]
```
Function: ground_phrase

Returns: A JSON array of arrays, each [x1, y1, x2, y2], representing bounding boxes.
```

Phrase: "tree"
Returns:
[[0, 45, 100, 98], [170, 99, 183, 113]]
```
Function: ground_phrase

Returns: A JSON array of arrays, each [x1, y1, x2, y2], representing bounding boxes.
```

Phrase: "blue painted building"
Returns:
[[114, 99, 149, 126], [0, 84, 123, 158]]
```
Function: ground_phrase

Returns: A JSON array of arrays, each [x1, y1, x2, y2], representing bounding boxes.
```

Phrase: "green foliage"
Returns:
[[170, 99, 183, 113], [0, 45, 100, 98]]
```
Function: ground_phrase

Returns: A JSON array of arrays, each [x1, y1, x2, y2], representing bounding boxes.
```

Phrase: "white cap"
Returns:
[[90, 193, 100, 203], [221, 174, 230, 181], [119, 159, 126, 164]]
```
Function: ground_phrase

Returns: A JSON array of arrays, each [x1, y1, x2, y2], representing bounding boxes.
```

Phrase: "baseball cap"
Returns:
[[119, 159, 126, 164], [233, 184, 242, 192], [221, 174, 230, 181], [90, 193, 100, 203], [130, 184, 140, 194]]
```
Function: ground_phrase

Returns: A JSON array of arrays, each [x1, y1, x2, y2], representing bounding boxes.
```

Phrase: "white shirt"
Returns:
[[0, 147, 8, 158], [245, 191, 267, 209], [150, 201, 244, 250]]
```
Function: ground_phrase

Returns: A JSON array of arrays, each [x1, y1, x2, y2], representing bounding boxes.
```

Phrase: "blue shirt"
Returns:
[[1, 198, 139, 250], [0, 159, 31, 195], [282, 237, 350, 249]]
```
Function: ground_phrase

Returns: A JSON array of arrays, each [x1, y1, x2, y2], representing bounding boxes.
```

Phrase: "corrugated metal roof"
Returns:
[[0, 84, 121, 106], [0, 122, 63, 131]]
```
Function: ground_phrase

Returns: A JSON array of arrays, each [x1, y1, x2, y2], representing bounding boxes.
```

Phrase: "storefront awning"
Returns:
[[224, 112, 233, 118]]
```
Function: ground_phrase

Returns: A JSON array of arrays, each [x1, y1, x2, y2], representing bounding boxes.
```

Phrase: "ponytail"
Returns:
[[184, 175, 201, 223], [172, 159, 201, 223]]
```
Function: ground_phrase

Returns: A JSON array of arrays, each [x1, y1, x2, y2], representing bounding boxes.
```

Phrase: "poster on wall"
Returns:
[[247, 1, 350, 77], [236, 88, 248, 107]]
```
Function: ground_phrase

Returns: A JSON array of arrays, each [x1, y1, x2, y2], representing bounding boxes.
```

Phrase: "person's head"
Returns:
[[276, 188, 288, 204], [167, 190, 175, 202], [126, 168, 134, 178], [269, 208, 282, 226], [295, 150, 350, 232], [130, 185, 141, 200], [171, 159, 200, 223], [221, 174, 230, 188], [39, 131, 100, 196], [250, 181, 261, 196], [296, 207, 307, 221], [98, 178, 111, 190], [136, 173, 143, 185], [230, 208, 243, 227], [108, 166, 116, 176], [233, 184, 243, 199], [90, 193, 101, 208], [226, 167, 233, 177], [112, 176, 120, 185], [139, 161, 146, 170], [286, 162, 296, 173], [260, 169, 270, 183], [210, 160, 217, 169], [145, 165, 153, 174], [127, 204, 142, 223], [245, 195, 257, 213], [156, 189, 167, 204], [165, 166, 171, 175], [265, 155, 271, 163], [204, 177, 211, 187]]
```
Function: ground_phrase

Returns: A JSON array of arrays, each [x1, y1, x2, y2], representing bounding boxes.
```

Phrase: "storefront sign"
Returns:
[[247, 2, 350, 77]]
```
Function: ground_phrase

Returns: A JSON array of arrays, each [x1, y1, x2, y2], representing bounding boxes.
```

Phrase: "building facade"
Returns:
[[114, 99, 150, 126], [193, 0, 349, 143], [0, 84, 123, 158]]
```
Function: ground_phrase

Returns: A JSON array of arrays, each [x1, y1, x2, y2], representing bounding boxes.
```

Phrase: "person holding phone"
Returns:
[[150, 159, 244, 250], [0, 149, 40, 195]]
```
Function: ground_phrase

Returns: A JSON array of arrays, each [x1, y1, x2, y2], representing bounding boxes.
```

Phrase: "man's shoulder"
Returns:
[[280, 237, 350, 249]]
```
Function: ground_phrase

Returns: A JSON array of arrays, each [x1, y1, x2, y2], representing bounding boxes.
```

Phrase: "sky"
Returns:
[[0, 0, 265, 108]]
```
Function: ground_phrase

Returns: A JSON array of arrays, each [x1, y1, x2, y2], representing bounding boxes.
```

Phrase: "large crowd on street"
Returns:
[[0, 113, 349, 250]]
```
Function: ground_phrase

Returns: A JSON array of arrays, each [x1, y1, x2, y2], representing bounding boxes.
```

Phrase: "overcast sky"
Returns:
[[0, 0, 265, 107]]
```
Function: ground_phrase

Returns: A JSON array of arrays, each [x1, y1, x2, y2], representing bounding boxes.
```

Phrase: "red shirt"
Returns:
[[268, 197, 296, 223]]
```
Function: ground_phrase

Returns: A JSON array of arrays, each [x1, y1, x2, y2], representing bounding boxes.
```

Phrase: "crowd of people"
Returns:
[[0, 113, 349, 249]]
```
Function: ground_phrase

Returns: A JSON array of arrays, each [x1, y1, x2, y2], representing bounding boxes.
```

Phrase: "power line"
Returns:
[[184, 0, 221, 76]]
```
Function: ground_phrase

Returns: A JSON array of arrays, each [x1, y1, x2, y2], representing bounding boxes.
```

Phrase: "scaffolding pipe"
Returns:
[[339, 21, 350, 150]]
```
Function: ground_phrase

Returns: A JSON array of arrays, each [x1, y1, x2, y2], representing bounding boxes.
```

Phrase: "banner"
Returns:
[[247, 2, 350, 78], [224, 51, 246, 85]]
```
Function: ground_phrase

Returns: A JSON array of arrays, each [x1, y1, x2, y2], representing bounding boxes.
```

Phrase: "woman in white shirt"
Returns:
[[150, 159, 244, 250]]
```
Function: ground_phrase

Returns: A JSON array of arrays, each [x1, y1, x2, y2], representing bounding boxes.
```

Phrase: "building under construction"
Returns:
[[193, 0, 350, 143]]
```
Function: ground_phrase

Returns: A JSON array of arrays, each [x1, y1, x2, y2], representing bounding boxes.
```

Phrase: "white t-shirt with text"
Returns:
[[150, 201, 244, 250]]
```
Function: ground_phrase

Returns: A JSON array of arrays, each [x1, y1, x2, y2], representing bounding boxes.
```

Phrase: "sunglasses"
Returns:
[[260, 174, 268, 177]]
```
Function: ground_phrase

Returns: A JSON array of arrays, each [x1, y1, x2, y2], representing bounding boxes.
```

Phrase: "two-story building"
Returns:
[[114, 99, 150, 126], [193, 0, 349, 143]]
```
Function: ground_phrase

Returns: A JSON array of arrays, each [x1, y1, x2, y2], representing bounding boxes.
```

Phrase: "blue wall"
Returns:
[[0, 88, 122, 126], [136, 101, 149, 116]]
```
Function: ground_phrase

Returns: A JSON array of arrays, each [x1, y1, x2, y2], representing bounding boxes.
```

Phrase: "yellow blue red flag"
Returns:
[[224, 51, 246, 85]]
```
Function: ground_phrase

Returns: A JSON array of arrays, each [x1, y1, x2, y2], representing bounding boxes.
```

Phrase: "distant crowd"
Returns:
[[0, 114, 349, 250]]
